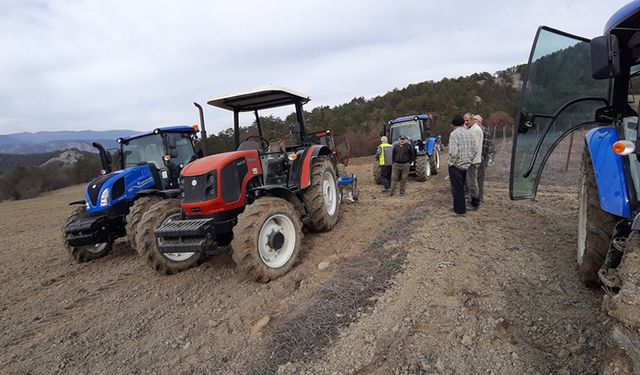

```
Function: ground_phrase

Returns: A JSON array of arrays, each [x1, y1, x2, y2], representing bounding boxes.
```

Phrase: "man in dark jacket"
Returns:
[[388, 135, 416, 196]]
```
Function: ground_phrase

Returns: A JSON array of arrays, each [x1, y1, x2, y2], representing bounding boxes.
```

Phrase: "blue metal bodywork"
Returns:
[[86, 165, 155, 213], [585, 127, 632, 219]]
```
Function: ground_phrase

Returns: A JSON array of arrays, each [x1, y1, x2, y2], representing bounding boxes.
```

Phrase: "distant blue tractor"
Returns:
[[63, 107, 208, 262], [375, 114, 441, 182], [510, 1, 640, 287]]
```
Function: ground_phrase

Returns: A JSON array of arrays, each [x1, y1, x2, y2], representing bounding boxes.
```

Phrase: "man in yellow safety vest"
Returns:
[[375, 136, 393, 192]]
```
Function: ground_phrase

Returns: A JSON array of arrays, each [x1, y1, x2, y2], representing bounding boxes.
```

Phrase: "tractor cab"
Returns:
[[207, 86, 313, 187]]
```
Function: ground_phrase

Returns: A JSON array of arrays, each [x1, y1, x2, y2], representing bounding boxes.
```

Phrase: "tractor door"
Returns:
[[510, 27, 611, 199]]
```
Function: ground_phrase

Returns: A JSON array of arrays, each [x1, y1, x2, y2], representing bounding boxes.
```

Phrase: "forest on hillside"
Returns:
[[202, 67, 523, 156]]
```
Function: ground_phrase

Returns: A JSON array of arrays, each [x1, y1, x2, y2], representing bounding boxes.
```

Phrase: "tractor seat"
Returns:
[[237, 140, 263, 151]]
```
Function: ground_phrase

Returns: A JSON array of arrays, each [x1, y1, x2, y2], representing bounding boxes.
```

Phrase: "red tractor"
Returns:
[[307, 129, 351, 177], [137, 87, 342, 281]]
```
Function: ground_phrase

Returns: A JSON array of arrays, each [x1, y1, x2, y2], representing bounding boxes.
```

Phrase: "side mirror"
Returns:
[[591, 34, 620, 79], [165, 136, 178, 158]]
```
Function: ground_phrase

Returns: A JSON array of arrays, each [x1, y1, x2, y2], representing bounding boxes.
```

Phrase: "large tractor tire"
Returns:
[[126, 195, 162, 250], [136, 199, 204, 275], [231, 197, 303, 283], [63, 206, 112, 262], [577, 149, 618, 286], [303, 157, 340, 232], [373, 163, 381, 184], [429, 147, 440, 176], [415, 155, 430, 182], [337, 163, 348, 178]]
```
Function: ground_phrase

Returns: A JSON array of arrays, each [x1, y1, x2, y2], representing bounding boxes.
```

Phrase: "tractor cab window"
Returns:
[[164, 132, 197, 168], [390, 120, 421, 143], [122, 134, 165, 169]]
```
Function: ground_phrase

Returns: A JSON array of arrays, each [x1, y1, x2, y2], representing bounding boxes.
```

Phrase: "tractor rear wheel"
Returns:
[[231, 197, 303, 283], [136, 199, 204, 275], [429, 147, 440, 175], [63, 206, 112, 262], [126, 195, 162, 250], [303, 157, 340, 232], [373, 163, 381, 184], [577, 149, 618, 286], [415, 155, 430, 182]]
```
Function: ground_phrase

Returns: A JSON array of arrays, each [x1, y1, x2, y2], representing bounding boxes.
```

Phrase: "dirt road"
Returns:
[[0, 157, 609, 374]]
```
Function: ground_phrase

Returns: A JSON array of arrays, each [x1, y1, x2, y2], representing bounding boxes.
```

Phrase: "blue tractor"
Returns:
[[63, 106, 208, 262], [375, 114, 441, 182], [510, 1, 640, 287]]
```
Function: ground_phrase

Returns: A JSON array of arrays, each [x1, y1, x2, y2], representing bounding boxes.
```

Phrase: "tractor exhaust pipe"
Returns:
[[92, 142, 112, 174], [194, 102, 208, 156]]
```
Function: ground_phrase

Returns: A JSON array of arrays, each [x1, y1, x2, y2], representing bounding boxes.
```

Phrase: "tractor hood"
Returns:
[[181, 150, 260, 177], [85, 164, 156, 213]]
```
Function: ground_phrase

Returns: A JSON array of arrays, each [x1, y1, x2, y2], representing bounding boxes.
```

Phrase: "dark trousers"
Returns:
[[449, 165, 467, 214], [380, 166, 392, 190]]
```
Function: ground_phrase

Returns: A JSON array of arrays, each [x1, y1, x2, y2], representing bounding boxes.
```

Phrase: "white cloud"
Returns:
[[0, 0, 630, 135]]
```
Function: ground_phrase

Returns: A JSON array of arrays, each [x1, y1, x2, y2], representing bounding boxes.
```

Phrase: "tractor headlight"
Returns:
[[100, 188, 110, 207], [205, 172, 217, 198]]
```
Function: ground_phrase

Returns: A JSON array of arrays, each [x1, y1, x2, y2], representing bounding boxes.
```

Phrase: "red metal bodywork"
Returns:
[[180, 150, 262, 216]]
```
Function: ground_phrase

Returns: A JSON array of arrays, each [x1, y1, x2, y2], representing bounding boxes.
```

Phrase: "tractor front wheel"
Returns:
[[136, 199, 204, 275], [577, 149, 618, 286], [231, 197, 303, 282], [429, 147, 440, 175], [126, 195, 162, 251], [63, 206, 112, 262], [303, 157, 340, 232], [415, 155, 430, 182]]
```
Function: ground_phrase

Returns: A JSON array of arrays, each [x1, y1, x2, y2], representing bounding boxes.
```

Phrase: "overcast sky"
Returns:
[[0, 0, 631, 135]]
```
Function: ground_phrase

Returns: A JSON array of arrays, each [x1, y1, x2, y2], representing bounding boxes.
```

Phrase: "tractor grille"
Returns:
[[111, 177, 125, 200], [182, 172, 216, 203], [87, 172, 117, 206]]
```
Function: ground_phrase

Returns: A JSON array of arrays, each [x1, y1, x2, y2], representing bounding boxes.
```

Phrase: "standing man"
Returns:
[[375, 136, 393, 192], [388, 135, 416, 197], [474, 115, 495, 202], [448, 115, 477, 215], [463, 112, 483, 210]]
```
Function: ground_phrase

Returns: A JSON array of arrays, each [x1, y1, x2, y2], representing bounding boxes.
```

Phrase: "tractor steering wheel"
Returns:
[[243, 135, 270, 152]]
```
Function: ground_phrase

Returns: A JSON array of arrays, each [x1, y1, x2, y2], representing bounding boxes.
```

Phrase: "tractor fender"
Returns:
[[248, 186, 307, 217], [425, 137, 437, 156], [585, 127, 632, 219], [298, 145, 333, 189]]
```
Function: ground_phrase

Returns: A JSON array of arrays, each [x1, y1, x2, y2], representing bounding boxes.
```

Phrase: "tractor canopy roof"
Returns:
[[207, 86, 310, 112], [605, 0, 640, 34], [388, 114, 432, 125], [117, 125, 196, 143]]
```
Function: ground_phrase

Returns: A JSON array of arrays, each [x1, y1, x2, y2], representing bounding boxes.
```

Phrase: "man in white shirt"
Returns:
[[463, 112, 483, 209]]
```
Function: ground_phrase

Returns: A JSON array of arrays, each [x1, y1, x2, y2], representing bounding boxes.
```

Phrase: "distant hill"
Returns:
[[0, 149, 99, 174], [0, 130, 140, 154]]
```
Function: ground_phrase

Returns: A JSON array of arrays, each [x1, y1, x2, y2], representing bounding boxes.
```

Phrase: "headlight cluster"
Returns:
[[205, 172, 217, 198], [100, 188, 110, 207]]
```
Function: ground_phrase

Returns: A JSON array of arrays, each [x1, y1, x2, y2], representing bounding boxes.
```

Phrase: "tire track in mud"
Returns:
[[249, 195, 437, 374]]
